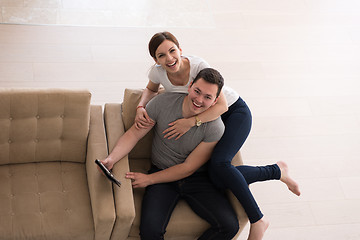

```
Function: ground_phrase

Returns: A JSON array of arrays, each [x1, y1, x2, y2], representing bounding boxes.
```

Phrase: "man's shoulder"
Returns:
[[146, 92, 185, 118], [202, 117, 225, 142], [206, 117, 225, 130], [151, 92, 185, 103]]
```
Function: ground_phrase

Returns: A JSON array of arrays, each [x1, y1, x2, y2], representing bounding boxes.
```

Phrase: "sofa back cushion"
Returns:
[[0, 89, 91, 165], [122, 88, 143, 131], [122, 88, 153, 159]]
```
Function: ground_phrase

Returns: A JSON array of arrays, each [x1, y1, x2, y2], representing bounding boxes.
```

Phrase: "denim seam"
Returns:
[[160, 194, 180, 236], [185, 194, 222, 240]]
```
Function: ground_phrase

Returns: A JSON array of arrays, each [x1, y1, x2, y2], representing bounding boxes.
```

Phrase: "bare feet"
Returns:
[[277, 161, 301, 196], [248, 216, 269, 240]]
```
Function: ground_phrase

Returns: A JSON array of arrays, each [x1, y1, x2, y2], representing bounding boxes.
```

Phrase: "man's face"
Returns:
[[187, 78, 218, 116]]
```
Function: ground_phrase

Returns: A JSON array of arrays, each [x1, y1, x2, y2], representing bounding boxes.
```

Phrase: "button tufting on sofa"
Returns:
[[0, 89, 116, 240]]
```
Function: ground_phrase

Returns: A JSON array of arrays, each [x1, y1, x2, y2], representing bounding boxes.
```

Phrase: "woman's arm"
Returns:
[[137, 80, 160, 107], [135, 80, 160, 129], [163, 90, 228, 139]]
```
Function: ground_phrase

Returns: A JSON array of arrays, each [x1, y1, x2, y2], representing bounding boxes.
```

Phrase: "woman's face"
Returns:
[[154, 40, 182, 73]]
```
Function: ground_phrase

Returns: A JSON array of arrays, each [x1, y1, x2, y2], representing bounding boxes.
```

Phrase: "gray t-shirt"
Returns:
[[146, 92, 225, 170]]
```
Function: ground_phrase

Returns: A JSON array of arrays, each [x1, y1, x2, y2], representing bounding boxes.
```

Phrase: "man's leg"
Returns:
[[140, 182, 180, 240], [182, 172, 239, 240]]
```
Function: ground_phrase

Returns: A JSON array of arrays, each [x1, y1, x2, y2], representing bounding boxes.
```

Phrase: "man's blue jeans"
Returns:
[[139, 167, 239, 240]]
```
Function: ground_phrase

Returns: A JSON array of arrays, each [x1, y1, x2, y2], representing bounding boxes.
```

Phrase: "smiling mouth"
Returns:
[[193, 101, 202, 108], [166, 61, 177, 67]]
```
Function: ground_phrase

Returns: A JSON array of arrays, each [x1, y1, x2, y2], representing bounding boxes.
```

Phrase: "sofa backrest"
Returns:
[[0, 89, 91, 165], [121, 88, 153, 159]]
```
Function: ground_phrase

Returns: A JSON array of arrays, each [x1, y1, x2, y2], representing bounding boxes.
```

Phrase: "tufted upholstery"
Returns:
[[0, 89, 90, 165], [104, 89, 248, 240], [0, 89, 115, 240]]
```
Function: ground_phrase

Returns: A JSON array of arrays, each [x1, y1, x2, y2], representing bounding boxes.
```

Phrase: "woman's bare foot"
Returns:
[[277, 161, 301, 196], [248, 216, 269, 240]]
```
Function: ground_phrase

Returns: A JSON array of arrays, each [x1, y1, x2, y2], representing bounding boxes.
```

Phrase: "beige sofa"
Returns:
[[104, 89, 248, 240], [0, 89, 116, 240]]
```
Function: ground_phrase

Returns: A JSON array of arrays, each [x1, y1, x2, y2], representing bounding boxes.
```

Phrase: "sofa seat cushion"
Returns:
[[0, 162, 94, 240], [128, 158, 211, 238]]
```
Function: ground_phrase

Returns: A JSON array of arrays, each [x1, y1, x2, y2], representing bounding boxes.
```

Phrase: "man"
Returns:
[[102, 68, 239, 239]]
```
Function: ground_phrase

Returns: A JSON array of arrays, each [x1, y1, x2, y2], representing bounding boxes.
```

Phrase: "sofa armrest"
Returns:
[[86, 105, 116, 240], [104, 103, 136, 240]]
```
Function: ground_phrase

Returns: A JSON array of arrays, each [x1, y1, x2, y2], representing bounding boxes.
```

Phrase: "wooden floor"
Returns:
[[1, 0, 360, 239]]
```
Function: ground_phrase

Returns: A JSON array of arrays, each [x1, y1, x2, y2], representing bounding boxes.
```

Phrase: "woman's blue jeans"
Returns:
[[140, 167, 239, 240], [209, 97, 281, 224]]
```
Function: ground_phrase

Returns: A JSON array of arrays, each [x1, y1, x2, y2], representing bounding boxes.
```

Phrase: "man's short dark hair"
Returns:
[[191, 68, 224, 98]]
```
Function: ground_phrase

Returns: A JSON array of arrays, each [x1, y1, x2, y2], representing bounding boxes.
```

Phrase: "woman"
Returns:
[[135, 31, 300, 240]]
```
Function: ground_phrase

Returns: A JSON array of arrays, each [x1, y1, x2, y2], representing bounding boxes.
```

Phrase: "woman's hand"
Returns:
[[163, 118, 194, 140], [125, 172, 152, 188], [134, 107, 155, 129]]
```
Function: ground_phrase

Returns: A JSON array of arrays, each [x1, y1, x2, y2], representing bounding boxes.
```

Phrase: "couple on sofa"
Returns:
[[100, 32, 300, 240]]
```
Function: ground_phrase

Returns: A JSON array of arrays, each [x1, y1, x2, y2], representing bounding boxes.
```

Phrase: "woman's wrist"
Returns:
[[189, 116, 196, 127]]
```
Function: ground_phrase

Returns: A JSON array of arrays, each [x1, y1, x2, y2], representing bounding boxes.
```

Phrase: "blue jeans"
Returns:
[[140, 166, 239, 240], [209, 97, 281, 224]]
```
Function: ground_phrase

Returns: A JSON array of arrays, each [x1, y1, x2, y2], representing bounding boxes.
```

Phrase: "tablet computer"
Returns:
[[95, 159, 121, 187]]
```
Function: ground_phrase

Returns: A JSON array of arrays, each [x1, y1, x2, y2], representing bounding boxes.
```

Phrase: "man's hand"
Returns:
[[98, 158, 114, 171], [125, 172, 153, 188], [96, 158, 114, 177]]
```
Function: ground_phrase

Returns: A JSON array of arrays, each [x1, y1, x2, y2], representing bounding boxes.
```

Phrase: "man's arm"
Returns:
[[102, 124, 153, 170], [126, 141, 217, 188]]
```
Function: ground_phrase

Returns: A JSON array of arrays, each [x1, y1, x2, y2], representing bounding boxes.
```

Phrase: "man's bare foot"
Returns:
[[277, 161, 301, 196], [248, 216, 269, 240]]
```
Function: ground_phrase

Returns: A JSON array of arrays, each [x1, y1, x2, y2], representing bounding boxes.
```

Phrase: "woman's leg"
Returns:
[[209, 98, 300, 240], [209, 98, 268, 223], [208, 98, 272, 240], [236, 164, 280, 185]]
